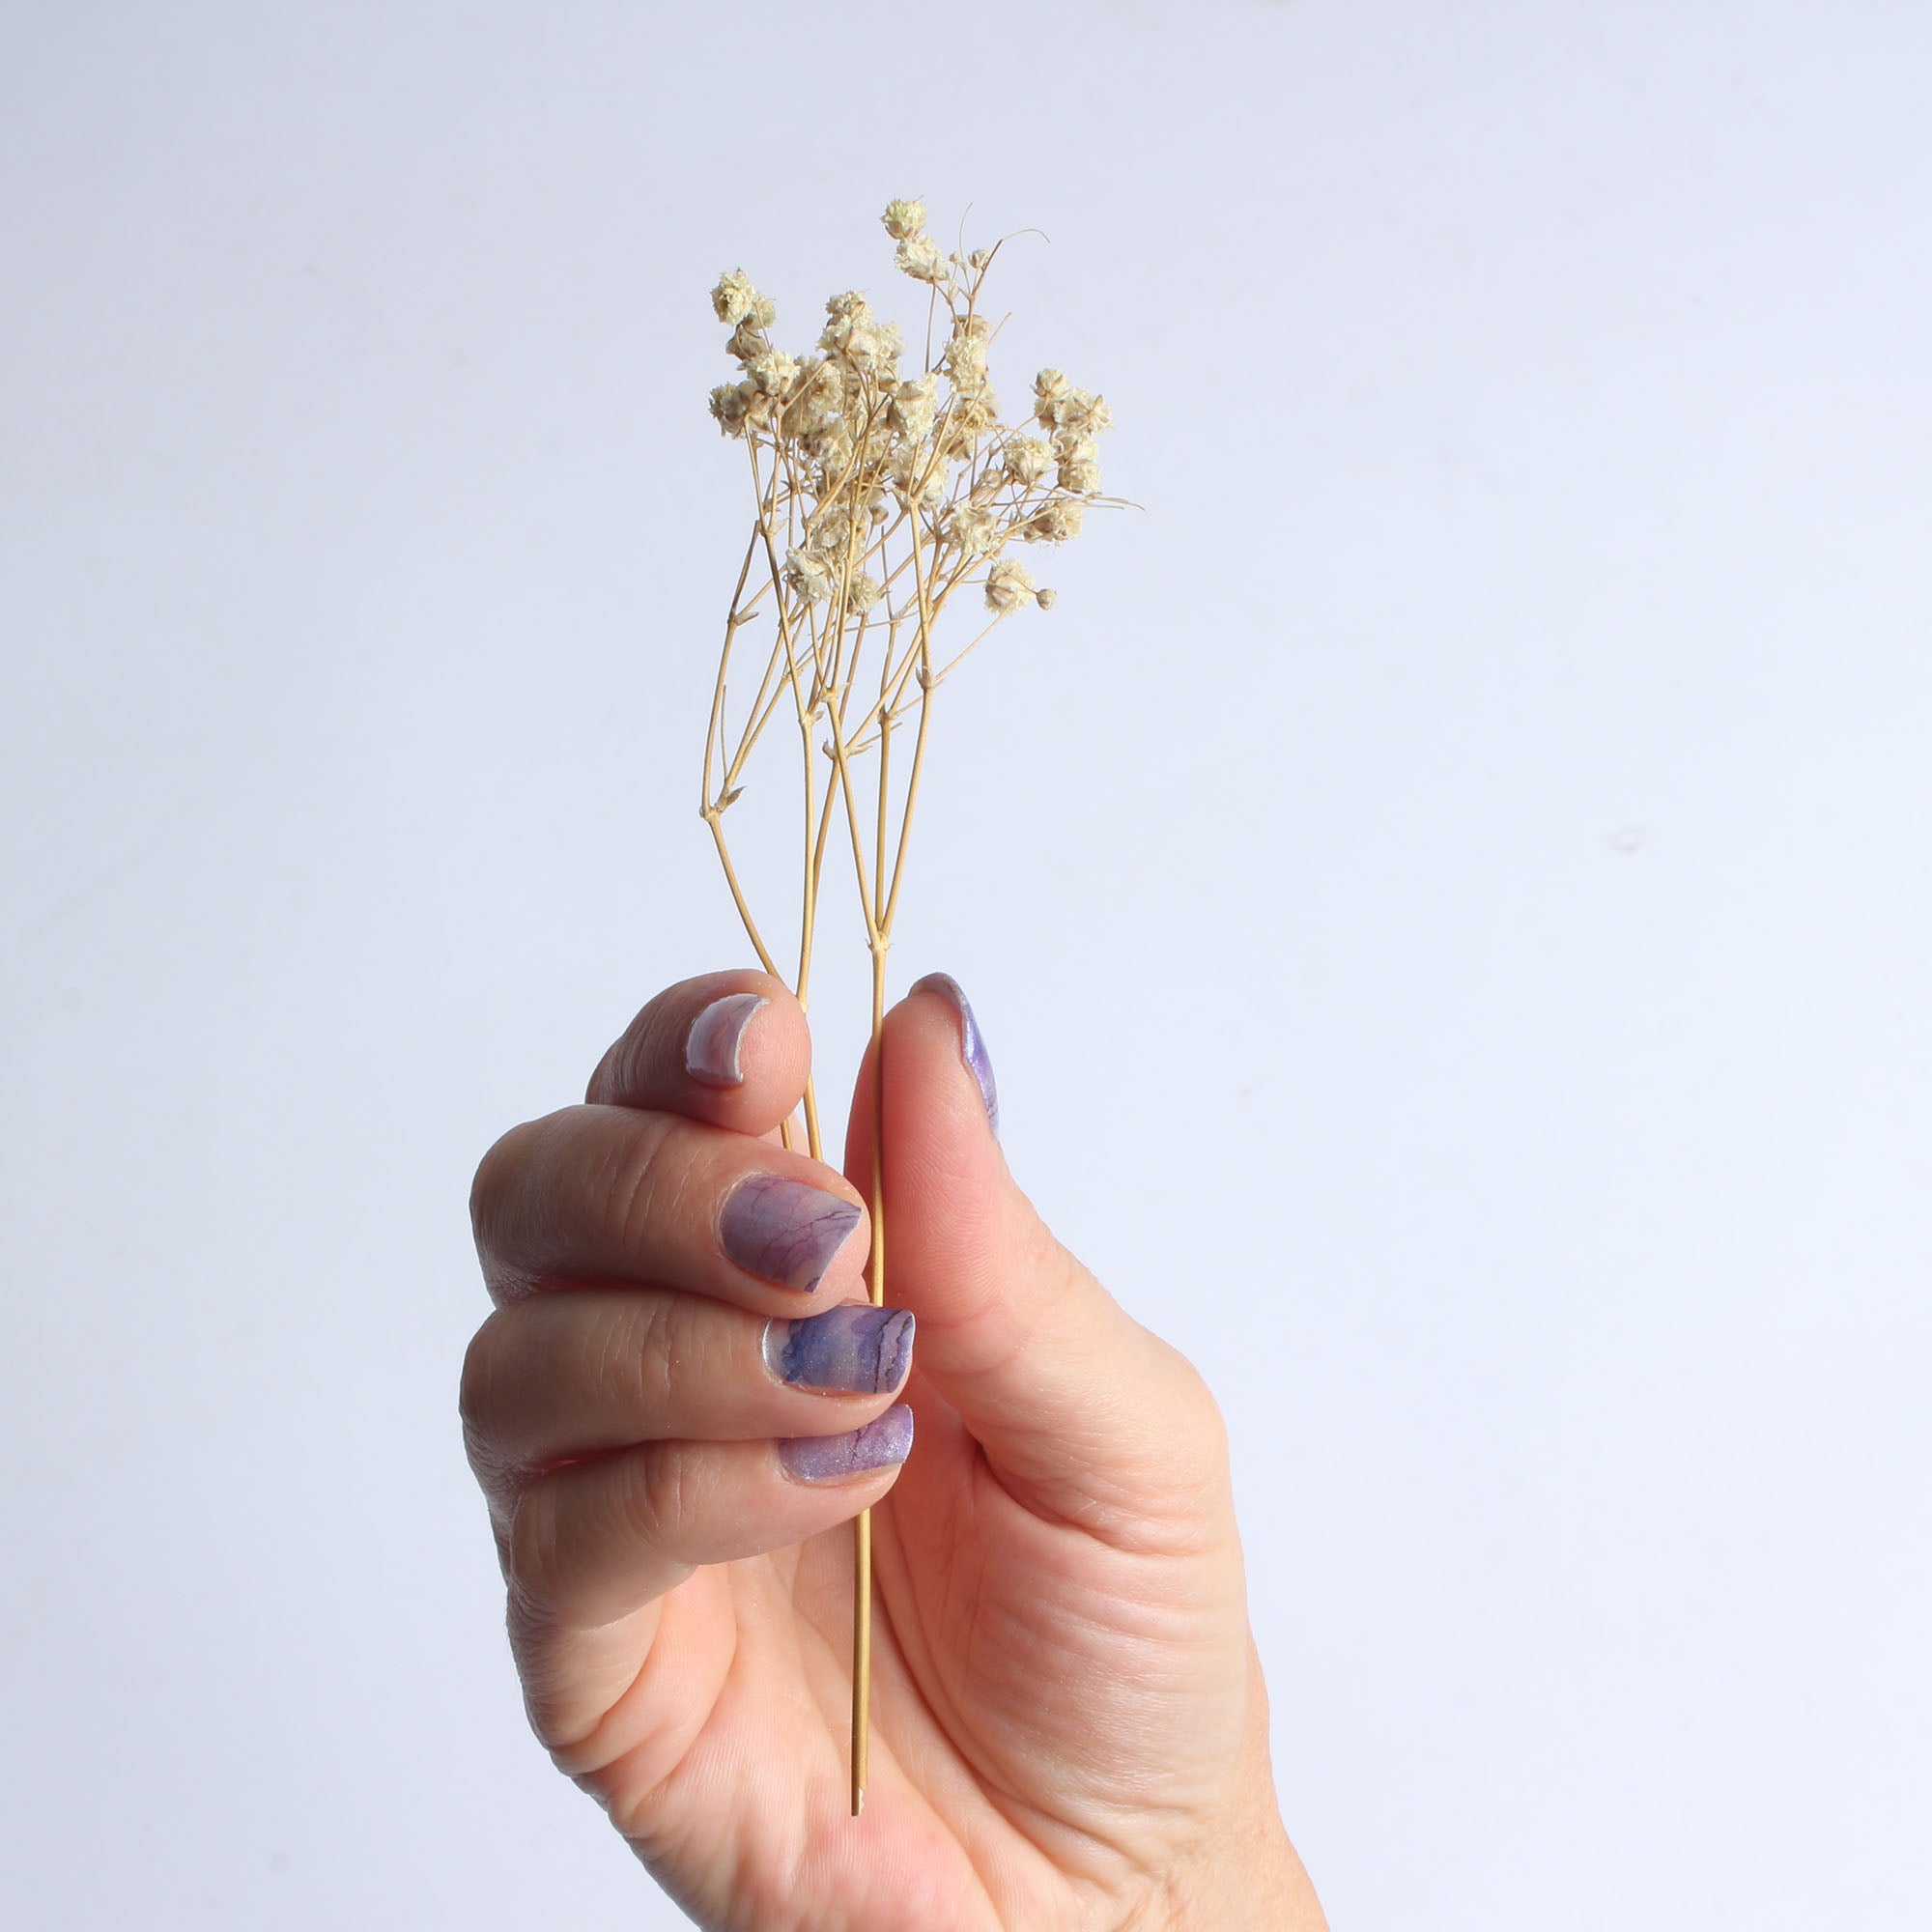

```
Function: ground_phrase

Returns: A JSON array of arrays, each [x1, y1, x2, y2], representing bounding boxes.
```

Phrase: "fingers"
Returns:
[[471, 1103, 868, 1309], [462, 1287, 915, 1486], [505, 1408, 914, 1629], [844, 975, 1228, 1542], [585, 969, 810, 1135]]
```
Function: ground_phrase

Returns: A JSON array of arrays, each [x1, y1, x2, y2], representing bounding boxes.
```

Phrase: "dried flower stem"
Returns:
[[700, 202, 1114, 1813]]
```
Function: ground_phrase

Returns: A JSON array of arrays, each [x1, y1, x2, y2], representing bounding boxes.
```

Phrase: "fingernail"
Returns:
[[913, 973, 999, 1136], [721, 1173, 862, 1293], [686, 993, 766, 1088], [763, 1305, 915, 1395], [778, 1404, 915, 1484]]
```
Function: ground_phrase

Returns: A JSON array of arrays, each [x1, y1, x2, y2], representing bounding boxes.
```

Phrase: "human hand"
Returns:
[[463, 971, 1325, 1929]]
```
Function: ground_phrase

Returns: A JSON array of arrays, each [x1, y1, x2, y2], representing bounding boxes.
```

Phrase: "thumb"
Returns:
[[844, 974, 1225, 1539]]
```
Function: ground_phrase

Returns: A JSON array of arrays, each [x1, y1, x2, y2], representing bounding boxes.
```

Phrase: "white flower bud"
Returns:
[[1034, 586, 1058, 610], [711, 269, 761, 327], [984, 557, 1035, 613], [712, 272, 774, 332], [895, 235, 948, 284], [1020, 499, 1085, 544], [808, 501, 859, 553], [882, 198, 926, 241], [1059, 389, 1114, 436], [783, 548, 837, 605], [889, 376, 937, 441], [943, 333, 990, 397], [810, 427, 855, 477], [1002, 435, 1053, 486], [1055, 437, 1101, 494], [848, 573, 885, 613], [708, 383, 750, 437], [947, 504, 1000, 555], [952, 392, 1000, 438], [747, 350, 800, 398]]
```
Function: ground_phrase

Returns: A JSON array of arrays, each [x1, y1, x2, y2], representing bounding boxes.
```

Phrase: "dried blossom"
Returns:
[[712, 269, 775, 330], [707, 201, 1116, 824], [783, 547, 836, 604], [949, 392, 1002, 440], [747, 350, 800, 398], [709, 383, 751, 437], [984, 557, 1035, 612], [946, 503, 1001, 555], [889, 375, 938, 440], [895, 234, 948, 284], [1002, 435, 1053, 485], [1054, 435, 1102, 495], [1020, 499, 1086, 544]]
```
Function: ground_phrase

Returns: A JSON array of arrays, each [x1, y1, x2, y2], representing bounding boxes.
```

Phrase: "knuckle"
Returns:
[[622, 1294, 686, 1425], [1160, 1338, 1230, 1458], [506, 1479, 566, 1610], [596, 1111, 685, 1254], [468, 1115, 552, 1257], [624, 1443, 696, 1553], [1148, 1336, 1235, 1520], [457, 1315, 508, 1442]]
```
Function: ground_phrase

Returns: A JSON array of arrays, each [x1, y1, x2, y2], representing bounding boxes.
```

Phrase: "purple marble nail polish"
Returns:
[[764, 1305, 915, 1395], [913, 973, 999, 1136], [720, 1173, 861, 1293], [778, 1404, 915, 1484], [686, 993, 766, 1088]]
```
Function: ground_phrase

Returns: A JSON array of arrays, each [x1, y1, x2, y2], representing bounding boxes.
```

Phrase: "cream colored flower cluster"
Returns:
[[707, 199, 1112, 622]]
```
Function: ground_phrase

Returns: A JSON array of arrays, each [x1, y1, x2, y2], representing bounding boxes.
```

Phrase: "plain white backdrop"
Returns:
[[4, 3, 1928, 1925]]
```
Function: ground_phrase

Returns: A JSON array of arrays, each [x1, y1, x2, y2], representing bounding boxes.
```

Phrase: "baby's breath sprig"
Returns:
[[699, 201, 1115, 1816]]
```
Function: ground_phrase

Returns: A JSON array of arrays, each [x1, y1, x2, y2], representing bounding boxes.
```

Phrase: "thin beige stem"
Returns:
[[702, 810, 781, 979], [881, 513, 941, 938], [851, 934, 888, 1816], [755, 514, 879, 952], [704, 531, 762, 811]]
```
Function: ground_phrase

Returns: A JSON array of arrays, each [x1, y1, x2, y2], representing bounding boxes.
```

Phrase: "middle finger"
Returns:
[[471, 1103, 869, 1311]]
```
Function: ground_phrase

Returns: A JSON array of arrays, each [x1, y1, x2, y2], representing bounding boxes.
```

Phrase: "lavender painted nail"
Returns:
[[764, 1305, 915, 1395], [686, 993, 766, 1088], [778, 1404, 915, 1484], [913, 973, 999, 1135], [721, 1173, 861, 1293]]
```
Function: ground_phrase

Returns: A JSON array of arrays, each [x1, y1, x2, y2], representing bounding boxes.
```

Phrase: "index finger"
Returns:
[[586, 969, 810, 1135]]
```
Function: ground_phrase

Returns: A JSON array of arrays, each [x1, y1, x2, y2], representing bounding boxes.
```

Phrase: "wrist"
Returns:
[[1121, 1798, 1325, 1932]]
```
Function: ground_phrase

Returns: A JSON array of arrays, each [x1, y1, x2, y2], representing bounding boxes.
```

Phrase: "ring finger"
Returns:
[[462, 1285, 917, 1492]]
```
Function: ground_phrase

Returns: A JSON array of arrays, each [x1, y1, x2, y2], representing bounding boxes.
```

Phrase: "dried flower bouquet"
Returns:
[[701, 199, 1114, 1813]]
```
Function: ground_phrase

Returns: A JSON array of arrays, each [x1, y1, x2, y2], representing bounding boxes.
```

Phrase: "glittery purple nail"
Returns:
[[913, 973, 999, 1136], [685, 993, 766, 1088], [720, 1173, 861, 1293], [778, 1405, 915, 1484], [764, 1305, 915, 1395]]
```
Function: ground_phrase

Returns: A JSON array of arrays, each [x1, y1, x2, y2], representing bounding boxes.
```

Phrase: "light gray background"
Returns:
[[4, 3, 1927, 1926]]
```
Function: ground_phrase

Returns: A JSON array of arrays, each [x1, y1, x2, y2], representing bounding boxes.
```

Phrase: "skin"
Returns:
[[463, 970, 1327, 1931]]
